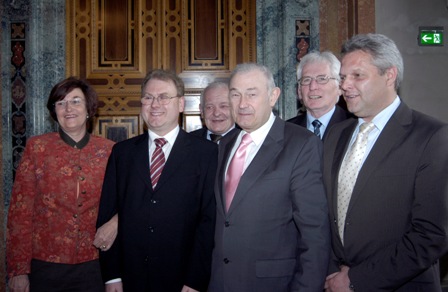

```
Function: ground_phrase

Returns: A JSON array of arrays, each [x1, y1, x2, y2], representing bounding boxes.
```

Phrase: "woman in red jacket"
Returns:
[[7, 77, 115, 292]]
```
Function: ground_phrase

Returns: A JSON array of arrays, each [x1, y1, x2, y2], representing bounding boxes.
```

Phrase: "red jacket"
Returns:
[[7, 132, 114, 277]]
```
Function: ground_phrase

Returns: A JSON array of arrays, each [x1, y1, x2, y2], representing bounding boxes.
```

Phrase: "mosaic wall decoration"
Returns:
[[296, 19, 310, 62], [10, 22, 26, 179]]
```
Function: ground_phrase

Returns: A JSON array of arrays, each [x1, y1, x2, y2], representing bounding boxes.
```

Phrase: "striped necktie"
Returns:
[[150, 138, 167, 188], [312, 119, 322, 138]]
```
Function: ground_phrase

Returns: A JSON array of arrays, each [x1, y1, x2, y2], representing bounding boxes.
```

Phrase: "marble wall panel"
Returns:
[[257, 0, 319, 120], [1, 1, 66, 286]]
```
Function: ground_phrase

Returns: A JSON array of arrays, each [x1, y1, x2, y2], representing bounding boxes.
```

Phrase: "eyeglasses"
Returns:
[[54, 97, 84, 109], [141, 94, 179, 105], [298, 75, 338, 86]]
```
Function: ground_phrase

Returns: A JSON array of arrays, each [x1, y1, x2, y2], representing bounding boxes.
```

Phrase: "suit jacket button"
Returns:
[[149, 226, 154, 232], [224, 221, 230, 227], [223, 258, 230, 264], [144, 256, 149, 262]]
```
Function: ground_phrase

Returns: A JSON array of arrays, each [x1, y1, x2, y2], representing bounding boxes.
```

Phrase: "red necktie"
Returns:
[[150, 138, 167, 188], [224, 133, 253, 211]]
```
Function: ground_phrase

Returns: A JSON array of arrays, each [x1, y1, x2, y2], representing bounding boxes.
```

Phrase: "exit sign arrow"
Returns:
[[418, 27, 444, 46], [422, 34, 432, 42]]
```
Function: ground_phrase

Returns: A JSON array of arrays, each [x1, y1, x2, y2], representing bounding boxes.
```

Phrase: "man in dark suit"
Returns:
[[208, 63, 330, 291], [324, 34, 448, 291], [287, 51, 353, 140], [190, 81, 238, 143], [97, 69, 217, 292]]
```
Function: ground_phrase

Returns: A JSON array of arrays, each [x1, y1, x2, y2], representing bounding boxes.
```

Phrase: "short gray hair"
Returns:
[[341, 33, 403, 91], [230, 63, 276, 94], [296, 51, 341, 85], [200, 81, 229, 111]]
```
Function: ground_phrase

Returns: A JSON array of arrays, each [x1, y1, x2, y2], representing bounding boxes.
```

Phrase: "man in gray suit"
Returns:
[[324, 34, 448, 291], [209, 63, 330, 291]]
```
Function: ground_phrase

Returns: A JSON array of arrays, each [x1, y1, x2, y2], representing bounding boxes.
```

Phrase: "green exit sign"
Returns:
[[418, 26, 444, 46]]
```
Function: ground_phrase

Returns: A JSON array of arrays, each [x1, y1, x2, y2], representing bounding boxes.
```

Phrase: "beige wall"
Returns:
[[376, 0, 448, 123]]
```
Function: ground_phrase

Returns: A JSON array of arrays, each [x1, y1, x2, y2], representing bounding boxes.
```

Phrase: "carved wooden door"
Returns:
[[66, 0, 256, 141]]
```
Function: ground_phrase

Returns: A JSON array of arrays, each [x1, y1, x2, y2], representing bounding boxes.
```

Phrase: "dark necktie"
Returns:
[[150, 138, 167, 188], [312, 119, 322, 138], [210, 133, 223, 143]]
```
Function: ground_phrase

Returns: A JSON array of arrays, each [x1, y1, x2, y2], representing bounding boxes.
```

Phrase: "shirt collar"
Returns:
[[206, 124, 236, 139], [148, 125, 180, 146], [359, 96, 401, 131], [59, 128, 90, 149], [306, 106, 336, 129], [241, 112, 275, 147]]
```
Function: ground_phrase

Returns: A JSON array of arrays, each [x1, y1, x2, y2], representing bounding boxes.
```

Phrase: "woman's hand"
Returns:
[[9, 274, 30, 292], [94, 214, 118, 251], [181, 285, 199, 292]]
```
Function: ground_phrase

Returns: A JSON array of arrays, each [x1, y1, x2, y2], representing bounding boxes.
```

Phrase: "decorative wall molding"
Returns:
[[1, 2, 376, 289], [319, 0, 375, 56]]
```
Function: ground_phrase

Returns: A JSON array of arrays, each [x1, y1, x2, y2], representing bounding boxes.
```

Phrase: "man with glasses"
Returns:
[[287, 51, 353, 140], [97, 69, 217, 292]]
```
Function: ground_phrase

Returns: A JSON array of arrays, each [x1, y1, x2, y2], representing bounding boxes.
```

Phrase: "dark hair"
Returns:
[[46, 77, 98, 123], [141, 69, 185, 96]]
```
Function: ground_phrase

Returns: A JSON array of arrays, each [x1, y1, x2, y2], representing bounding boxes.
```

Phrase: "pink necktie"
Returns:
[[225, 133, 253, 211], [150, 138, 167, 188]]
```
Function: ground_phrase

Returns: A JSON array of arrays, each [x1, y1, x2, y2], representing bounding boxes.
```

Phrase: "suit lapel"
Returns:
[[324, 106, 342, 139], [155, 130, 190, 191], [331, 120, 357, 217], [323, 106, 352, 141], [227, 118, 284, 215], [134, 133, 154, 191], [201, 128, 208, 139], [347, 103, 413, 214], [298, 115, 307, 127], [217, 130, 239, 214]]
